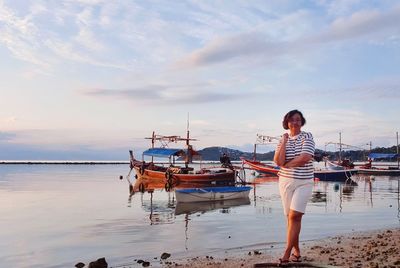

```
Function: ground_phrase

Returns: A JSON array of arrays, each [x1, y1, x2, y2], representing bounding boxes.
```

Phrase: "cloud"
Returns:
[[1, 116, 17, 124], [312, 6, 400, 43], [303, 77, 400, 101], [83, 84, 246, 105], [175, 32, 289, 68], [0, 3, 49, 67], [0, 131, 16, 141], [176, 6, 400, 68]]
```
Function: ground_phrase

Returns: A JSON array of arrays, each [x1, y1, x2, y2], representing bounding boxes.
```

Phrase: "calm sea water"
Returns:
[[0, 164, 399, 268]]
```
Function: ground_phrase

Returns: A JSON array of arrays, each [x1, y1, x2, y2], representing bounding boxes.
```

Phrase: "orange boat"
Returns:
[[241, 158, 279, 176], [126, 132, 236, 190]]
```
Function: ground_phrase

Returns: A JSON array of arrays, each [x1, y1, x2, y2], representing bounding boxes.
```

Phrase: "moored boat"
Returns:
[[314, 168, 357, 182], [175, 186, 252, 203], [357, 153, 400, 176], [241, 158, 279, 176], [126, 132, 236, 191], [242, 157, 357, 182]]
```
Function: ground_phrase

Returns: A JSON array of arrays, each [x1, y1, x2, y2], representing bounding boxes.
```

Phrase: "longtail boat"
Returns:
[[126, 131, 236, 191], [241, 158, 279, 176], [358, 153, 400, 176], [242, 158, 357, 182]]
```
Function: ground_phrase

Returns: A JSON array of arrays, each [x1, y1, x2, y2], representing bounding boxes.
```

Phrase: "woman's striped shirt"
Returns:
[[276, 131, 315, 180]]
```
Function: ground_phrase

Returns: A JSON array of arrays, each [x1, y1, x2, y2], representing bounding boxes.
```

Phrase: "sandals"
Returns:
[[278, 258, 289, 266], [278, 253, 302, 266], [290, 253, 302, 262]]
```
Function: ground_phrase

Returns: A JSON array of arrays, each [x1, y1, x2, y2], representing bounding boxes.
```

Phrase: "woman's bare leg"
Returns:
[[281, 209, 303, 260]]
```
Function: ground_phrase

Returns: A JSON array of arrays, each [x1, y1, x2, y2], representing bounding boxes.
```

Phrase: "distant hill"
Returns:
[[196, 146, 274, 161], [196, 146, 399, 162]]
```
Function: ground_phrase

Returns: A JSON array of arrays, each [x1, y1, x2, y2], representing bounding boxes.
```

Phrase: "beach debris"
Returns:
[[253, 250, 262, 255], [88, 257, 107, 268], [75, 262, 85, 268], [161, 252, 171, 260]]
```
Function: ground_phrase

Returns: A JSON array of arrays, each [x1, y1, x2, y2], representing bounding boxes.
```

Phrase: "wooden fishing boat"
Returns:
[[357, 153, 400, 176], [175, 186, 252, 203], [241, 158, 279, 176], [358, 168, 400, 176], [314, 168, 358, 182], [242, 158, 357, 182], [127, 132, 236, 190], [130, 151, 235, 186]]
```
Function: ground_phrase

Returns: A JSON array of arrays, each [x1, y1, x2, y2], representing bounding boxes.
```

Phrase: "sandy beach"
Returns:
[[154, 228, 400, 268]]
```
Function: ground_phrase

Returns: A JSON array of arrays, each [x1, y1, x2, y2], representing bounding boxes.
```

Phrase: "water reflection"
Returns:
[[141, 191, 176, 225], [175, 198, 250, 216], [1, 164, 400, 268]]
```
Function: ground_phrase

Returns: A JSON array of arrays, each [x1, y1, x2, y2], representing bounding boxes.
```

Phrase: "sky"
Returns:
[[0, 0, 399, 160]]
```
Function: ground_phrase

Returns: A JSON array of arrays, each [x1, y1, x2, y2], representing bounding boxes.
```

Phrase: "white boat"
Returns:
[[175, 186, 252, 203]]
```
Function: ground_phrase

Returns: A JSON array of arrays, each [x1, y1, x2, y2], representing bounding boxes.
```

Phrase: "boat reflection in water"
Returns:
[[175, 197, 250, 216], [130, 177, 251, 224]]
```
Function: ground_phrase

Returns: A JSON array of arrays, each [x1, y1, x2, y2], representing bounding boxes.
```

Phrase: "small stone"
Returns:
[[161, 252, 171, 260], [88, 258, 107, 268], [142, 261, 150, 267], [75, 262, 85, 268], [253, 250, 262, 255]]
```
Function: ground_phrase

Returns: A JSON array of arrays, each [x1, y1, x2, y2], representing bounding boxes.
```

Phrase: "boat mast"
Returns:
[[185, 113, 190, 168], [151, 131, 155, 162], [397, 131, 399, 169], [339, 132, 342, 163]]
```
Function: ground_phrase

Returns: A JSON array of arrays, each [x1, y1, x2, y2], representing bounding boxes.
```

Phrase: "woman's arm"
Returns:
[[283, 153, 313, 168], [274, 134, 288, 167]]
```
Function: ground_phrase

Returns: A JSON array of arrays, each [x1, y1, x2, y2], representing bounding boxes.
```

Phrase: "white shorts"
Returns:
[[279, 176, 313, 215]]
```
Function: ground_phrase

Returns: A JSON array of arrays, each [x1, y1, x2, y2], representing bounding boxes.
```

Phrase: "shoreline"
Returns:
[[116, 227, 400, 268]]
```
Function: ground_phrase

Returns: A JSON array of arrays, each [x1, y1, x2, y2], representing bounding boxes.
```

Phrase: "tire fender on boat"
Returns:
[[139, 183, 145, 193], [139, 164, 145, 175]]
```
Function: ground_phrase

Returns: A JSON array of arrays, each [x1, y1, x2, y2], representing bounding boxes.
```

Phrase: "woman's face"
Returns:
[[288, 113, 302, 131]]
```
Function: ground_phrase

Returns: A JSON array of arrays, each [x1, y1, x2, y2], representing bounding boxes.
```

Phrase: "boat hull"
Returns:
[[357, 168, 400, 176], [134, 166, 236, 185], [242, 159, 279, 176], [314, 169, 358, 182], [175, 186, 252, 203]]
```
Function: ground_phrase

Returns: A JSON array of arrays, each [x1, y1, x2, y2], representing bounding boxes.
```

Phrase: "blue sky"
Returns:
[[0, 0, 399, 160]]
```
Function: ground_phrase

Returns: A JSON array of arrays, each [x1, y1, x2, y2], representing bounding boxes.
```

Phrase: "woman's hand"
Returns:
[[282, 133, 289, 143], [274, 133, 289, 166]]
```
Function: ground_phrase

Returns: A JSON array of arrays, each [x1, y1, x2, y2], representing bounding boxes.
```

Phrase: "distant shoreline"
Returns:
[[0, 160, 228, 165], [0, 161, 130, 165]]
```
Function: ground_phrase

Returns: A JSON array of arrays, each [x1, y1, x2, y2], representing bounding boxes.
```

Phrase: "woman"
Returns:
[[273, 109, 315, 264]]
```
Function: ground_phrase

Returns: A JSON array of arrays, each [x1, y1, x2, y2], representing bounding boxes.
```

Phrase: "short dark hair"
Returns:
[[282, 109, 306, 130]]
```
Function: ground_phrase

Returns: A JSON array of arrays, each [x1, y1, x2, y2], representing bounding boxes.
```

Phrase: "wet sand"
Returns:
[[158, 228, 400, 268]]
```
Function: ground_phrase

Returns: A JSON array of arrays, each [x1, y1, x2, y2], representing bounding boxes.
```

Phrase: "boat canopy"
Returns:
[[143, 148, 185, 158], [368, 153, 399, 160]]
